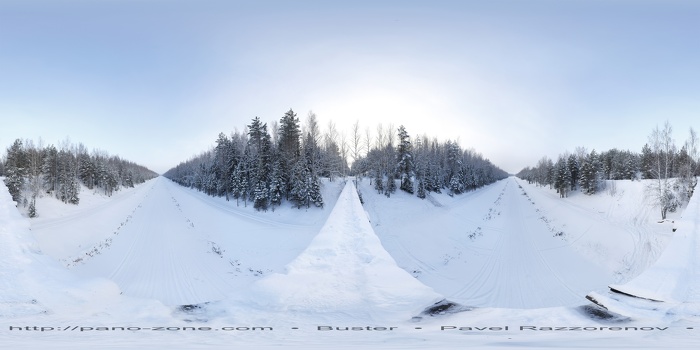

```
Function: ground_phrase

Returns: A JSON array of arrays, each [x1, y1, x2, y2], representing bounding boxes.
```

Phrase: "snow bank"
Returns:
[[606, 185, 700, 304], [0, 180, 124, 318], [0, 179, 46, 317], [246, 181, 442, 320]]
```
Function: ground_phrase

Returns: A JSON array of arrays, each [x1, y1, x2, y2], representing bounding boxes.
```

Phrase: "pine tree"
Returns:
[[417, 177, 426, 199], [395, 125, 414, 194], [309, 177, 323, 208], [374, 170, 384, 194], [385, 175, 396, 197], [269, 159, 284, 209], [567, 154, 579, 190], [581, 150, 600, 195], [641, 143, 655, 179], [253, 180, 269, 211], [278, 109, 301, 195], [28, 197, 37, 218], [449, 175, 461, 195], [291, 158, 310, 208], [4, 139, 27, 205], [231, 161, 246, 206], [554, 157, 570, 198]]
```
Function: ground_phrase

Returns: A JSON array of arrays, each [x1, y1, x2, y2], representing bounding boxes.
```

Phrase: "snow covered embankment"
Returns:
[[0, 180, 125, 318], [0, 179, 47, 317], [245, 181, 443, 321], [587, 185, 700, 319]]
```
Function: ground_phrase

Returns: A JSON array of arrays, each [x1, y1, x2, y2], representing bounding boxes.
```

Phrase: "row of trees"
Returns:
[[1, 138, 158, 217], [164, 109, 508, 211], [352, 127, 509, 198], [164, 110, 331, 211], [518, 122, 699, 219]]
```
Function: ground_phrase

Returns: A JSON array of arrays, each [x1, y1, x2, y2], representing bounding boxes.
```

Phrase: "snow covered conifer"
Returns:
[[385, 175, 396, 197], [253, 180, 269, 211], [269, 160, 284, 209], [417, 177, 426, 199], [3, 139, 27, 204], [309, 177, 323, 208], [567, 154, 579, 190], [395, 125, 414, 194], [579, 150, 599, 195], [28, 197, 37, 218], [374, 170, 384, 194]]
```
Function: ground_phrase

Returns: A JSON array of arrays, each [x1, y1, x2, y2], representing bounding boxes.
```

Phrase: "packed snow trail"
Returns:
[[447, 178, 609, 307], [73, 177, 232, 305], [365, 177, 610, 309], [242, 181, 442, 321]]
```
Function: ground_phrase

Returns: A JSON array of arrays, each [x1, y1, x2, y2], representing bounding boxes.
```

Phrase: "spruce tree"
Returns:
[[374, 171, 384, 194], [28, 197, 37, 218], [4, 139, 27, 204], [385, 175, 396, 197], [417, 177, 426, 199], [395, 125, 414, 194]]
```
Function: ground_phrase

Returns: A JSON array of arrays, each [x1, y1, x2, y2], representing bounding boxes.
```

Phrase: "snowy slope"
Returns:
[[240, 181, 442, 321], [0, 179, 47, 317], [608, 186, 700, 303], [585, 186, 700, 319], [518, 179, 673, 281]]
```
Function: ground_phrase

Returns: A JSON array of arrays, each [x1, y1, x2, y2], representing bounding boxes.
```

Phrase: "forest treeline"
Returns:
[[163, 109, 508, 211], [1, 138, 158, 217], [517, 122, 699, 219]]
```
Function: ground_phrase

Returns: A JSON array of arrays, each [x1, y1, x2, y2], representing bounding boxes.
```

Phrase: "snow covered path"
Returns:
[[364, 177, 610, 309], [448, 178, 609, 307], [72, 178, 232, 305]]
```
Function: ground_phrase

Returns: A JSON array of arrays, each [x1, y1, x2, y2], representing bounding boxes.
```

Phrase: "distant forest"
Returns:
[[164, 109, 508, 211], [518, 121, 699, 219], [1, 138, 158, 217]]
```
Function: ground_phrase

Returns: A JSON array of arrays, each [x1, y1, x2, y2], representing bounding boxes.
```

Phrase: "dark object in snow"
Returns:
[[609, 287, 663, 302], [179, 304, 202, 312], [175, 303, 211, 323], [578, 305, 631, 323], [418, 299, 473, 317]]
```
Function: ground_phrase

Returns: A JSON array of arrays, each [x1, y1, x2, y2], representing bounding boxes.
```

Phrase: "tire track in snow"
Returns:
[[62, 184, 157, 267], [73, 178, 232, 305], [31, 181, 156, 231], [448, 177, 607, 308]]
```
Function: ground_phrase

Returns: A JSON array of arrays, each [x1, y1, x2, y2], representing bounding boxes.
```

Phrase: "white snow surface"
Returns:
[[243, 181, 442, 320], [2, 176, 700, 349], [608, 186, 700, 304], [586, 184, 700, 320]]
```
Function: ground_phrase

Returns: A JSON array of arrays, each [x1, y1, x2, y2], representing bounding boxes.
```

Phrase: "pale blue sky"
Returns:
[[1, 0, 699, 174]]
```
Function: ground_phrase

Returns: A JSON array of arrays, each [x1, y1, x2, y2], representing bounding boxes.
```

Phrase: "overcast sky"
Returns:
[[1, 0, 699, 174]]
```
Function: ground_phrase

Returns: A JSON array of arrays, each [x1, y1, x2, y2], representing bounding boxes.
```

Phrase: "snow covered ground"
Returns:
[[1, 176, 699, 349]]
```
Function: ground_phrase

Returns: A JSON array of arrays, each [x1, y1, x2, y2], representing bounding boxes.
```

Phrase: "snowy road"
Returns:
[[448, 178, 609, 307], [365, 177, 610, 309], [28, 175, 643, 309], [30, 177, 340, 306], [73, 178, 232, 305]]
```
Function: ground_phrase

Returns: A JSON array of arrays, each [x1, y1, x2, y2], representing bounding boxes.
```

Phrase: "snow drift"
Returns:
[[0, 180, 126, 318], [0, 180, 47, 317], [246, 181, 443, 320], [587, 185, 700, 317]]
